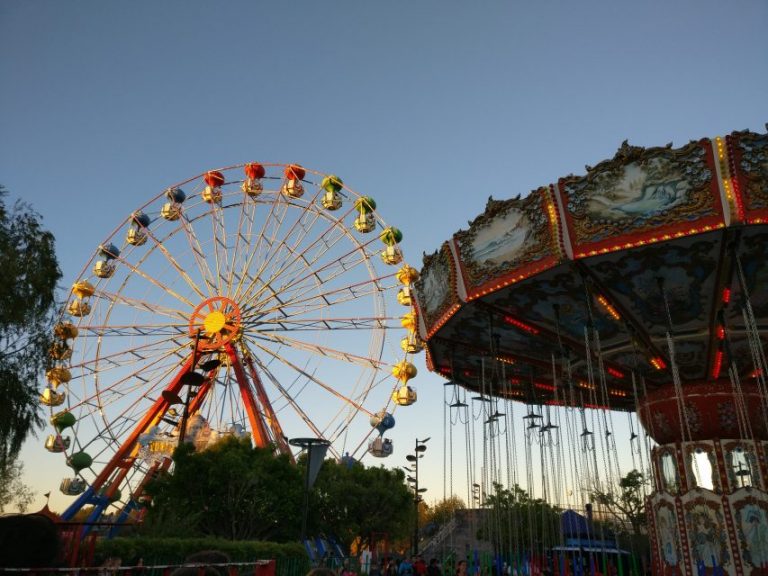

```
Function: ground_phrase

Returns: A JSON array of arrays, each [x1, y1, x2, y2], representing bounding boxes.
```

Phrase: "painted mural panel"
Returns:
[[454, 189, 561, 296], [413, 243, 459, 336], [657, 501, 682, 571], [731, 493, 768, 574], [730, 130, 768, 221], [559, 139, 723, 256], [683, 495, 733, 572]]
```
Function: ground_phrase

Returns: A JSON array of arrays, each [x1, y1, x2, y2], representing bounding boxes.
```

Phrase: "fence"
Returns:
[[0, 559, 287, 576]]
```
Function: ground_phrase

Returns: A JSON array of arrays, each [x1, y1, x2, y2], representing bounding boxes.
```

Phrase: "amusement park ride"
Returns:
[[412, 128, 768, 575], [38, 128, 768, 574], [41, 164, 423, 529]]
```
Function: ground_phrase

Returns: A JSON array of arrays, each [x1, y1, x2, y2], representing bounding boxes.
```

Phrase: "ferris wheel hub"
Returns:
[[189, 296, 242, 350], [204, 310, 227, 333]]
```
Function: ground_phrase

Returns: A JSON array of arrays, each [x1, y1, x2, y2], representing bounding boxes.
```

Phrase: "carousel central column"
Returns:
[[638, 380, 768, 576]]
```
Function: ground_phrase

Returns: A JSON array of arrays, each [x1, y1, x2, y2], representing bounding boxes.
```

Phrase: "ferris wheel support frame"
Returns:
[[243, 349, 293, 459], [62, 342, 298, 529], [226, 343, 272, 449], [81, 459, 132, 533], [60, 353, 197, 521], [109, 456, 172, 538]]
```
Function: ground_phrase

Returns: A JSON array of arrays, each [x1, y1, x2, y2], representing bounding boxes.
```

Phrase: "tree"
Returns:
[[590, 469, 648, 539], [144, 437, 304, 541], [0, 186, 61, 476], [479, 483, 561, 553], [310, 458, 414, 551], [0, 459, 36, 513], [424, 495, 466, 530]]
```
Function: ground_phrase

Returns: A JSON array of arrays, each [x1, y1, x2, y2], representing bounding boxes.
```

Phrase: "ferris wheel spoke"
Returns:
[[84, 354, 199, 461], [243, 271, 396, 321], [92, 290, 189, 322], [258, 191, 326, 282], [239, 208, 369, 309], [179, 212, 219, 296], [282, 239, 380, 295], [235, 194, 353, 306], [69, 333, 190, 374], [248, 331, 386, 370], [230, 191, 284, 300], [309, 367, 392, 449], [224, 196, 258, 301], [244, 194, 330, 302], [209, 201, 230, 296], [236, 193, 294, 301], [110, 253, 196, 308], [76, 323, 189, 338], [245, 287, 391, 327], [250, 316, 394, 332], [248, 339, 374, 416], [142, 225, 209, 301], [68, 341, 191, 417], [246, 349, 342, 460], [242, 239, 381, 317], [68, 379, 160, 422]]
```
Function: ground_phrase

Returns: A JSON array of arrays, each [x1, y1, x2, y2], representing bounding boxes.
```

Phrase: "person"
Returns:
[[386, 558, 399, 576], [414, 556, 427, 576], [399, 557, 414, 576], [456, 560, 468, 576], [340, 560, 356, 576], [170, 550, 230, 576], [427, 559, 441, 576], [307, 569, 337, 576]]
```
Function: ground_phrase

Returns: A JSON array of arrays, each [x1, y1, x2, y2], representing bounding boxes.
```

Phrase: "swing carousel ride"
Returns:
[[41, 163, 422, 527], [413, 129, 768, 575]]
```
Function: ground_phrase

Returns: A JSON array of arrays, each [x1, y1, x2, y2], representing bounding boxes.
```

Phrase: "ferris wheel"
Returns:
[[40, 163, 423, 523]]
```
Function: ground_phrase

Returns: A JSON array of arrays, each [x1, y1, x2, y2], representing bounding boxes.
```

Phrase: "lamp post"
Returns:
[[289, 437, 330, 541], [405, 437, 430, 555]]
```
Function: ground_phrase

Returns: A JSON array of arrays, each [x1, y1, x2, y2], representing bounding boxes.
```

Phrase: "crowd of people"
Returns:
[[339, 555, 443, 576]]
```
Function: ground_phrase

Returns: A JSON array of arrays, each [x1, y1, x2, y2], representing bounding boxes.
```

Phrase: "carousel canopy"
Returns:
[[414, 128, 768, 416]]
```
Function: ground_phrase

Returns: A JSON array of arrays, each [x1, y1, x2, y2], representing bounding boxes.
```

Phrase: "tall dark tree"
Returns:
[[479, 482, 561, 554], [590, 469, 648, 539], [144, 437, 304, 541], [0, 186, 61, 476], [311, 459, 414, 550], [0, 459, 35, 513]]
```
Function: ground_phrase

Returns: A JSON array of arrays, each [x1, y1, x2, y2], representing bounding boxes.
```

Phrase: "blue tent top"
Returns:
[[561, 509, 590, 537]]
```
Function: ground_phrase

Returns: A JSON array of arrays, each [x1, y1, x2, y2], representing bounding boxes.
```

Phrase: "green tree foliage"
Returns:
[[590, 469, 648, 538], [144, 437, 303, 541], [0, 459, 36, 513], [425, 495, 466, 527], [479, 483, 561, 552], [310, 459, 414, 550], [0, 186, 61, 475]]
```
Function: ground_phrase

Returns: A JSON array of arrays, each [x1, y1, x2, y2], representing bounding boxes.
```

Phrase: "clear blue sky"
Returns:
[[1, 1, 766, 513]]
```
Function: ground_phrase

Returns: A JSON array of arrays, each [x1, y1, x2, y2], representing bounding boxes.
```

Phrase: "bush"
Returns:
[[94, 537, 308, 568]]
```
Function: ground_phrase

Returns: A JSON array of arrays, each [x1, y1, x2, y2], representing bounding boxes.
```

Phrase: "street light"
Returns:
[[289, 437, 330, 541], [405, 437, 430, 555], [472, 482, 481, 506]]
